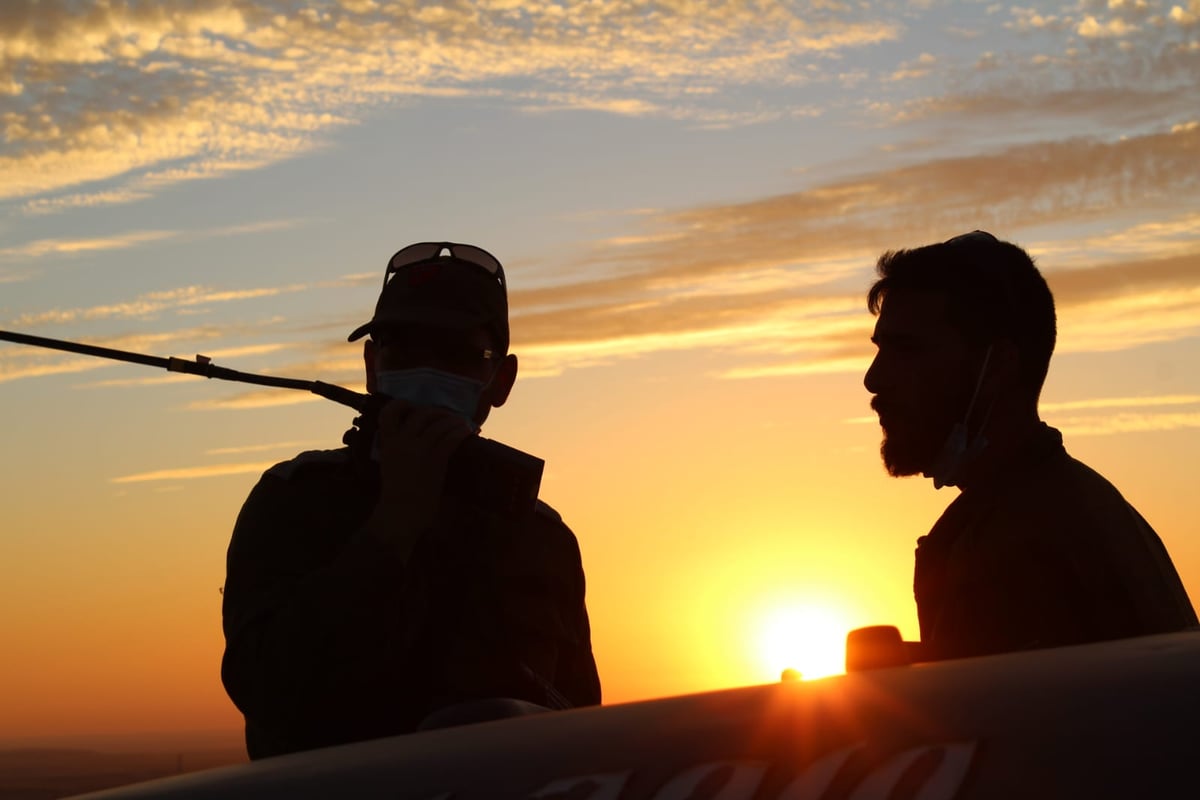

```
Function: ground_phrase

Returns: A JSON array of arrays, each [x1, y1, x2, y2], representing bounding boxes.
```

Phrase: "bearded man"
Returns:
[[863, 231, 1196, 662]]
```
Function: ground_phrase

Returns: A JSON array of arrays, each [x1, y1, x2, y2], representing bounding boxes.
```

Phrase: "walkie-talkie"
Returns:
[[347, 392, 545, 519]]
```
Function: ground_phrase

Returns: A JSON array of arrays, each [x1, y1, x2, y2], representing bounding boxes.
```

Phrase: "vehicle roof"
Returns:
[[73, 630, 1200, 800]]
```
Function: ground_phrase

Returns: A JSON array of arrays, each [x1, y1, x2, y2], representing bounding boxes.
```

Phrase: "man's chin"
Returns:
[[880, 439, 932, 478]]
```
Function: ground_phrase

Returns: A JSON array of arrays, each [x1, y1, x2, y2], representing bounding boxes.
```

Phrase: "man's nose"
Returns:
[[864, 352, 883, 394]]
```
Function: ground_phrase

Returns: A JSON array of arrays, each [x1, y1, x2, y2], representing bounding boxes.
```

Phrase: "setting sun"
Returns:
[[755, 604, 849, 682]]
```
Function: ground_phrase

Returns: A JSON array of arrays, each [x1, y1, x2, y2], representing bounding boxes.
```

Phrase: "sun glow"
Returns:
[[756, 604, 849, 681]]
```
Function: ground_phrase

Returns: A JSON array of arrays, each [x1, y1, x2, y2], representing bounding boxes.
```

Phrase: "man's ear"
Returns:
[[983, 339, 1021, 394], [488, 353, 518, 408], [363, 340, 378, 394]]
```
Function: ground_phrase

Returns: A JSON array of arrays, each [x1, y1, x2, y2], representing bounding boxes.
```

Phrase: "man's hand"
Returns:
[[364, 398, 475, 560]]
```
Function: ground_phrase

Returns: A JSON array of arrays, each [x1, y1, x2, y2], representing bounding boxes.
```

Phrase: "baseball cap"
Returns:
[[347, 242, 509, 352]]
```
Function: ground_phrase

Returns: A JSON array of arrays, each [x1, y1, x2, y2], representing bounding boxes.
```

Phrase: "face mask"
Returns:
[[924, 345, 994, 490], [924, 421, 989, 490], [375, 367, 485, 428]]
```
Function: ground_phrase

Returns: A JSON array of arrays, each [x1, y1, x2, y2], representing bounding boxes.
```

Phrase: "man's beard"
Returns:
[[872, 394, 965, 478]]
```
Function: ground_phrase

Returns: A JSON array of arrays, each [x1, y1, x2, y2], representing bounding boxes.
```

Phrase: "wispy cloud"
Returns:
[[886, 2, 1199, 134], [187, 389, 329, 410], [1052, 412, 1200, 436], [3, 0, 1195, 219], [1056, 279, 1200, 353], [1038, 393, 1200, 436], [1030, 214, 1200, 267], [21, 188, 154, 216], [0, 230, 180, 260], [1041, 394, 1200, 412], [466, 124, 1200, 378], [7, 284, 309, 326], [205, 440, 323, 456], [6, 113, 1199, 393], [76, 374, 200, 389], [1, 0, 901, 206], [0, 354, 112, 384], [110, 461, 277, 484], [0, 218, 309, 265]]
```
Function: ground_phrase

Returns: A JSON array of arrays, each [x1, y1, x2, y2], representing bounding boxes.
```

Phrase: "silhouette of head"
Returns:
[[863, 231, 1056, 477], [351, 242, 518, 427], [349, 241, 509, 353]]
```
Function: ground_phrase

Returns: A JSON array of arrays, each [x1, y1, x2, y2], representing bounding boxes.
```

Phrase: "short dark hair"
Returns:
[[867, 231, 1057, 399]]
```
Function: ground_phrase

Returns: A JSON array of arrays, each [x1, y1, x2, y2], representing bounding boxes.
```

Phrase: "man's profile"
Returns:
[[221, 242, 601, 758], [864, 231, 1196, 662]]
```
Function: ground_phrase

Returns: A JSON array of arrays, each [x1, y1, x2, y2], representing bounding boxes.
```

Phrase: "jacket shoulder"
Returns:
[[533, 499, 563, 524], [263, 448, 351, 481]]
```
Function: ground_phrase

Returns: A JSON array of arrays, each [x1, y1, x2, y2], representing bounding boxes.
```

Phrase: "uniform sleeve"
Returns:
[[220, 466, 422, 755], [497, 506, 602, 708], [550, 521, 603, 707]]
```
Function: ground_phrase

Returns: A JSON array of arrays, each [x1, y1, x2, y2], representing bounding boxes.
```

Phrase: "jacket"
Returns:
[[914, 423, 1197, 662], [221, 441, 601, 759]]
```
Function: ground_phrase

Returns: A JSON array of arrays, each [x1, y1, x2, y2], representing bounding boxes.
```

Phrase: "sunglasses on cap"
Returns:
[[383, 242, 506, 290], [943, 230, 999, 246]]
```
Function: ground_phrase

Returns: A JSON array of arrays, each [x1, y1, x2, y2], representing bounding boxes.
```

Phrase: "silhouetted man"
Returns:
[[864, 231, 1196, 662], [221, 242, 601, 759]]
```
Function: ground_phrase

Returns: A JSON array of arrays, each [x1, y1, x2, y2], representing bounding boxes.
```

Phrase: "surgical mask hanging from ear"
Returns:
[[375, 368, 486, 430], [924, 345, 994, 490]]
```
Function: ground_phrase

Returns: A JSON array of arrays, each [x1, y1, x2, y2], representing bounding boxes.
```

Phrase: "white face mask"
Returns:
[[925, 421, 989, 490], [924, 344, 994, 490], [375, 367, 485, 427]]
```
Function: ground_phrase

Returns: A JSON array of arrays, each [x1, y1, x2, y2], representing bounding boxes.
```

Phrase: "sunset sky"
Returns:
[[1, 0, 1198, 746]]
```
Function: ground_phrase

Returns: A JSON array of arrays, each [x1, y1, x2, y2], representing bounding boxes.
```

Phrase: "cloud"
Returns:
[[1048, 250, 1200, 307], [0, 217, 309, 264], [201, 125, 1185, 384], [1, 0, 900, 205], [186, 388, 329, 410], [1006, 8, 1073, 33], [490, 124, 1200, 377], [8, 117, 1199, 393], [0, 353, 112, 384], [890, 86, 1192, 129], [1051, 411, 1200, 435], [1171, 2, 1200, 27], [1077, 14, 1139, 37], [3, 0, 1194, 224], [1029, 213, 1200, 267], [1040, 391, 1200, 436], [6, 286, 308, 326], [887, 52, 937, 82], [77, 374, 205, 389], [205, 440, 324, 455], [1056, 282, 1200, 353], [110, 461, 278, 483], [21, 188, 154, 216], [886, 2, 1200, 134], [619, 126, 1200, 276], [0, 230, 180, 260], [1041, 394, 1200, 412]]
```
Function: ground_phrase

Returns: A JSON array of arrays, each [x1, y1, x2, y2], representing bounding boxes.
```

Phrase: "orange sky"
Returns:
[[1, 0, 1199, 747]]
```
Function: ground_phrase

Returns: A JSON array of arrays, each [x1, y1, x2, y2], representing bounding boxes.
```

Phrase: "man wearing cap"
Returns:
[[863, 231, 1196, 663], [221, 242, 601, 759]]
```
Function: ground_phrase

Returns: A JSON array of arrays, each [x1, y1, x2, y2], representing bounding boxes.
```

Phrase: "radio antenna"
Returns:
[[0, 328, 366, 411]]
